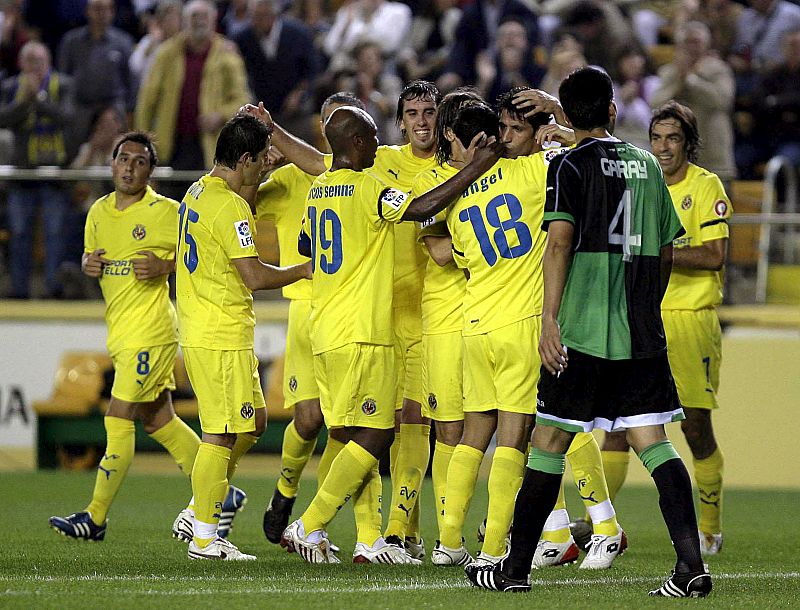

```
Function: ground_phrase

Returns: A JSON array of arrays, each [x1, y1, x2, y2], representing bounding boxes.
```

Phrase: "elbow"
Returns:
[[431, 251, 452, 267]]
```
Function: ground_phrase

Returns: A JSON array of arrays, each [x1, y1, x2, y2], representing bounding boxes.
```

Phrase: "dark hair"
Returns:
[[452, 103, 500, 150], [559, 67, 613, 131], [321, 91, 365, 116], [395, 79, 442, 126], [112, 131, 158, 167], [434, 87, 484, 165], [496, 86, 552, 132], [649, 100, 701, 163], [214, 114, 272, 169]]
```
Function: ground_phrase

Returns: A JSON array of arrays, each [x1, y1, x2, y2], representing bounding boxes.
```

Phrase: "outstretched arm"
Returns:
[[233, 257, 312, 291]]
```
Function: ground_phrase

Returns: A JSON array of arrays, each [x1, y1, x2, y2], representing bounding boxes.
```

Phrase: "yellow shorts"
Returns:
[[663, 309, 721, 410], [183, 347, 266, 434], [283, 299, 319, 408], [393, 304, 424, 409], [314, 343, 395, 430], [111, 343, 177, 403], [462, 316, 541, 415], [421, 331, 463, 421]]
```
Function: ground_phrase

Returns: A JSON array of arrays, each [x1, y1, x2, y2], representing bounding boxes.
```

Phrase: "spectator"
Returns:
[[675, 0, 743, 59], [731, 0, 800, 75], [438, 0, 538, 93], [0, 0, 30, 79], [352, 41, 403, 143], [288, 0, 332, 55], [397, 0, 461, 82], [221, 0, 251, 40], [57, 0, 135, 159], [475, 17, 545, 103], [651, 21, 736, 182], [323, 0, 412, 72], [0, 41, 73, 298], [134, 0, 251, 189], [612, 46, 660, 149], [234, 0, 319, 123], [129, 0, 183, 86], [538, 38, 586, 97], [71, 105, 126, 211]]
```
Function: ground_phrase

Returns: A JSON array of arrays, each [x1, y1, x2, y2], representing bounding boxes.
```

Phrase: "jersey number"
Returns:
[[309, 206, 343, 274], [178, 202, 199, 273], [608, 189, 641, 262], [458, 194, 533, 266], [136, 351, 150, 375]]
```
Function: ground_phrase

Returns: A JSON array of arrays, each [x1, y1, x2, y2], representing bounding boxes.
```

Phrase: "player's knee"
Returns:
[[252, 407, 267, 437], [293, 401, 324, 438], [603, 430, 630, 452]]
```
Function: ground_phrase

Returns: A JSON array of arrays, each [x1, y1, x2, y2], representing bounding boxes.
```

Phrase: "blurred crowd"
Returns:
[[0, 0, 798, 298]]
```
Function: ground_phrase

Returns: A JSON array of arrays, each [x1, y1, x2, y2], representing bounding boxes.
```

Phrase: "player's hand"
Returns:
[[535, 124, 576, 147], [240, 102, 273, 128], [82, 249, 111, 278], [539, 316, 568, 376], [512, 89, 562, 118], [132, 250, 171, 280], [300, 260, 313, 279], [464, 131, 503, 170]]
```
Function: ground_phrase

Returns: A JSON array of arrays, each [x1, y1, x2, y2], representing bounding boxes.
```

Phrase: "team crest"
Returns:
[[132, 224, 146, 240], [361, 398, 377, 415], [240, 402, 254, 419], [714, 200, 728, 217], [288, 375, 298, 393], [428, 393, 437, 410], [681, 195, 693, 210]]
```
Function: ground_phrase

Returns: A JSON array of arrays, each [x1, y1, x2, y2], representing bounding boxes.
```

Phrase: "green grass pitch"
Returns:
[[3, 469, 799, 609]]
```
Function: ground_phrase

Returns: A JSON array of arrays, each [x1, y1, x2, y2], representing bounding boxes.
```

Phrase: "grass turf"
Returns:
[[2, 469, 799, 609]]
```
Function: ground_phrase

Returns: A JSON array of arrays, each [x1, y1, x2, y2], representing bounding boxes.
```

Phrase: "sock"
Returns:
[[601, 450, 631, 503], [385, 423, 430, 539], [432, 441, 455, 536], [440, 444, 483, 549], [693, 447, 724, 534], [483, 446, 525, 556], [191, 442, 231, 547], [85, 416, 136, 524], [641, 441, 703, 573], [225, 432, 258, 481], [301, 441, 377, 533], [390, 427, 402, 478], [352, 463, 383, 546], [540, 483, 571, 543], [317, 435, 345, 489], [504, 451, 565, 580], [567, 433, 619, 537], [276, 421, 317, 498], [148, 416, 200, 477]]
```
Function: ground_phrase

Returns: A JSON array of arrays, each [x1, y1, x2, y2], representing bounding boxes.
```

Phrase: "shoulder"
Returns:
[[109, 27, 134, 48], [212, 34, 242, 57], [87, 193, 113, 215]]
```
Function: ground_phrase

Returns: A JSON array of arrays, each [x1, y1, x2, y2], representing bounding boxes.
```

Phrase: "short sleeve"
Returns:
[[376, 183, 412, 224], [542, 154, 578, 229], [411, 168, 445, 231], [215, 195, 259, 260], [256, 165, 293, 221], [659, 178, 685, 246], [698, 174, 732, 243]]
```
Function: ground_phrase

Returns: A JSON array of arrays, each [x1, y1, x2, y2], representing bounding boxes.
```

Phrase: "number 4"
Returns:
[[608, 189, 641, 262]]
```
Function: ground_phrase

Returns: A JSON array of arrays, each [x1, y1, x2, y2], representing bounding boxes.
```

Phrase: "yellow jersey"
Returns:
[[303, 168, 412, 354], [447, 151, 559, 335], [370, 144, 438, 308], [256, 163, 314, 300], [84, 185, 178, 355], [662, 163, 732, 310], [412, 163, 466, 335], [176, 174, 260, 350]]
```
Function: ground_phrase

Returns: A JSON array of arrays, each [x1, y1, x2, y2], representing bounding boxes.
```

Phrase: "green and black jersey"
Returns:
[[543, 137, 684, 360]]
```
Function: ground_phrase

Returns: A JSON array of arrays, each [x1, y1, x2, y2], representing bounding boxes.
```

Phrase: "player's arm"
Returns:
[[672, 237, 727, 271], [401, 134, 502, 221], [240, 102, 326, 176], [512, 88, 567, 125], [539, 220, 573, 376], [82, 249, 111, 278], [131, 251, 175, 280], [660, 243, 674, 301], [233, 256, 312, 291], [423, 234, 454, 266]]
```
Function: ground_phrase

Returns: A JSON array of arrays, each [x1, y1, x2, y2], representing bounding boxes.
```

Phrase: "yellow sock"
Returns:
[[277, 421, 317, 498], [540, 482, 571, 543], [440, 444, 483, 549], [191, 442, 231, 547], [568, 433, 619, 537], [390, 427, 401, 478], [432, 441, 455, 536], [601, 450, 631, 503], [225, 432, 258, 481], [386, 423, 430, 539], [352, 463, 383, 546], [483, 446, 525, 557], [148, 416, 200, 477], [694, 447, 724, 534], [317, 435, 345, 489], [85, 416, 135, 524], [301, 441, 377, 533]]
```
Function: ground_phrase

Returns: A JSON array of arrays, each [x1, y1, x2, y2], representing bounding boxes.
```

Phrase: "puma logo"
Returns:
[[388, 169, 399, 180], [398, 503, 411, 517], [97, 465, 117, 480], [579, 491, 598, 503]]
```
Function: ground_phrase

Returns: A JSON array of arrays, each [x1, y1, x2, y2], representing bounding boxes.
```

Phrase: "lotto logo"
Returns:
[[234, 220, 253, 248], [240, 402, 254, 419], [361, 398, 377, 415]]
